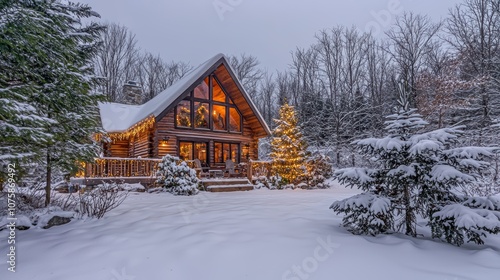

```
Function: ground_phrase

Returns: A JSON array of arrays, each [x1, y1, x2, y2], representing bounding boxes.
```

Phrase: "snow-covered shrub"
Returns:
[[269, 175, 286, 189], [331, 192, 393, 235], [430, 197, 500, 246], [253, 176, 270, 189], [331, 100, 500, 245], [253, 175, 286, 190], [156, 155, 199, 196], [303, 153, 333, 188]]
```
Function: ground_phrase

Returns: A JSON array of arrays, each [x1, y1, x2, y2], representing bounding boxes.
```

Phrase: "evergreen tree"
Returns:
[[0, 0, 105, 205], [270, 102, 307, 184], [331, 88, 500, 245], [1, 0, 54, 177]]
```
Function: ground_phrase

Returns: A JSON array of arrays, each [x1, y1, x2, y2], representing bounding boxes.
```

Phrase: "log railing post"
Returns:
[[247, 159, 253, 181]]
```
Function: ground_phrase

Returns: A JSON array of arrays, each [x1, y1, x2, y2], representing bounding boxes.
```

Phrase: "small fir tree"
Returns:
[[270, 102, 307, 185], [156, 155, 199, 196], [331, 87, 500, 246]]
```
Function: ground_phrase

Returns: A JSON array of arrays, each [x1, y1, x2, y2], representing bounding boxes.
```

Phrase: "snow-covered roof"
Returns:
[[98, 53, 271, 137], [99, 54, 224, 133]]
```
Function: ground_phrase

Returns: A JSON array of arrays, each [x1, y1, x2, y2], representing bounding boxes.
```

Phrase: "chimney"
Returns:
[[122, 81, 143, 105]]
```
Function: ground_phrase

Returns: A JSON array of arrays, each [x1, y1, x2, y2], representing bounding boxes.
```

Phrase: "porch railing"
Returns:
[[77, 157, 274, 181], [247, 160, 273, 180], [79, 157, 162, 178]]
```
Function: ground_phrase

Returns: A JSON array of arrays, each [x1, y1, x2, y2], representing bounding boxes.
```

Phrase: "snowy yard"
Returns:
[[1, 184, 500, 280]]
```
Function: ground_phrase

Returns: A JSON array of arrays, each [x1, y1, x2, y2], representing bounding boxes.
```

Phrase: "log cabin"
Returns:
[[80, 54, 271, 183]]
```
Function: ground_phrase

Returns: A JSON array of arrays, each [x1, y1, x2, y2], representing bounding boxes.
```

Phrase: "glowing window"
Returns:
[[176, 100, 191, 127], [212, 78, 226, 103], [179, 142, 193, 160], [194, 102, 209, 129], [193, 77, 209, 100], [214, 142, 239, 163], [229, 107, 241, 132], [212, 105, 226, 130]]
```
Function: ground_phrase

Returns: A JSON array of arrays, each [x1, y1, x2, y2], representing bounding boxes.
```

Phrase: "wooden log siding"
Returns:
[[130, 130, 152, 158], [155, 110, 259, 163], [107, 140, 129, 158], [106, 127, 154, 158], [102, 62, 268, 163]]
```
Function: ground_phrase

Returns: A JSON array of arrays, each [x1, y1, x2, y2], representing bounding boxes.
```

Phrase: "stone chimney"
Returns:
[[122, 81, 143, 105]]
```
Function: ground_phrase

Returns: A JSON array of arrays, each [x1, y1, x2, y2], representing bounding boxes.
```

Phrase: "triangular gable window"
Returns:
[[174, 74, 242, 133], [212, 78, 226, 103]]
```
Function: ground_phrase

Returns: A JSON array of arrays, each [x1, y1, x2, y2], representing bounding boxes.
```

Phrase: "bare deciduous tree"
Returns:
[[94, 23, 140, 102], [228, 53, 263, 100], [446, 0, 500, 144], [385, 12, 442, 107], [257, 71, 277, 126]]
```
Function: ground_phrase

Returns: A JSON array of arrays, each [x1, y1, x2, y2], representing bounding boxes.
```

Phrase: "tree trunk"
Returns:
[[404, 185, 415, 236], [45, 150, 51, 207]]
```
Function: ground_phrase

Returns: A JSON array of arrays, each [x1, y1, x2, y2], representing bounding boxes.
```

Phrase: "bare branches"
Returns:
[[94, 23, 139, 102], [94, 23, 192, 103], [385, 12, 443, 107], [75, 183, 128, 219]]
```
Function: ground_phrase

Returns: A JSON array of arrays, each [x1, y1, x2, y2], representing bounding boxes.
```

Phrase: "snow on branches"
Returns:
[[156, 155, 200, 196], [331, 103, 500, 246]]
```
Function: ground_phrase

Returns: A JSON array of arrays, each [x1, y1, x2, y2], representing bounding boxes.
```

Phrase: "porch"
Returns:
[[71, 157, 273, 188]]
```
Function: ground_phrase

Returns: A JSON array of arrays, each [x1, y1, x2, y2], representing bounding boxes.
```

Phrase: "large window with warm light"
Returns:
[[179, 141, 208, 164], [179, 142, 193, 160], [174, 74, 242, 133], [213, 105, 226, 130], [193, 77, 209, 99], [229, 107, 241, 132], [214, 142, 239, 163], [194, 102, 209, 129], [176, 100, 191, 127]]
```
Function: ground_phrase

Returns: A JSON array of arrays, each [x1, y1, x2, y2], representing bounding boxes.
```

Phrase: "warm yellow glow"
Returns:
[[102, 115, 156, 141], [75, 162, 86, 178], [270, 102, 307, 184]]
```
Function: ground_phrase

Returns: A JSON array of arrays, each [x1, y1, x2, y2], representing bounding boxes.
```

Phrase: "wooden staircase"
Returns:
[[202, 178, 254, 192]]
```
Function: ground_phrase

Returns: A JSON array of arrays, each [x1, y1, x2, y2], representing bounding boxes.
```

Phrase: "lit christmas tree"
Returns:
[[270, 102, 307, 184], [195, 104, 209, 128]]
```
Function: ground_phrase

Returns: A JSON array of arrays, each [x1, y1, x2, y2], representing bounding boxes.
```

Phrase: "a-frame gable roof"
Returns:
[[99, 54, 271, 137]]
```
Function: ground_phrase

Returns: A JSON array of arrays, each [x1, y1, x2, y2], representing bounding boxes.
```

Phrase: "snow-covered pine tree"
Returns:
[[0, 0, 105, 204], [156, 155, 199, 196], [331, 86, 500, 245], [0, 0, 55, 180], [270, 102, 307, 185]]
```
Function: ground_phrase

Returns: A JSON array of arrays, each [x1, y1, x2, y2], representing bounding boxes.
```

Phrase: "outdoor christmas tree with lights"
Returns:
[[270, 102, 307, 184]]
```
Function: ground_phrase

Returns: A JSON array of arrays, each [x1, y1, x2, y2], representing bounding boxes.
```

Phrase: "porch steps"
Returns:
[[202, 179, 254, 192]]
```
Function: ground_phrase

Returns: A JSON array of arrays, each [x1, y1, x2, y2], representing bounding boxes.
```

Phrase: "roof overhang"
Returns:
[[99, 54, 271, 138]]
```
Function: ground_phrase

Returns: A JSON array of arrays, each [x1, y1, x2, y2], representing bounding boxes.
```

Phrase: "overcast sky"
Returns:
[[79, 0, 463, 72]]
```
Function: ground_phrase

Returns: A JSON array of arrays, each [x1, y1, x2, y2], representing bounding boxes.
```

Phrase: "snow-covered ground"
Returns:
[[1, 184, 500, 280]]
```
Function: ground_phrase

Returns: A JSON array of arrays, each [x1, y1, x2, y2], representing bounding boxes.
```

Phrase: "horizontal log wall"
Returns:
[[106, 129, 153, 158], [130, 130, 152, 158], [107, 140, 129, 158], [155, 110, 259, 163]]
